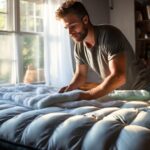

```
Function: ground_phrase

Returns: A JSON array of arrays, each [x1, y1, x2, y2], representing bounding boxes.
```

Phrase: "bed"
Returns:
[[0, 84, 150, 150]]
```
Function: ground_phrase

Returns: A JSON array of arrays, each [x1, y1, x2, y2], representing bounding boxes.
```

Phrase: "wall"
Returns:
[[109, 0, 135, 50], [82, 0, 110, 25]]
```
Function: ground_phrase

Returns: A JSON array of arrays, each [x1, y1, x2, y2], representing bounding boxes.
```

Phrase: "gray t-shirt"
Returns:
[[74, 25, 150, 90]]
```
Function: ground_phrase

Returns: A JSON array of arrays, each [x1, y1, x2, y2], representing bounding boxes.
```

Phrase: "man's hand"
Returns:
[[59, 64, 88, 93], [59, 86, 70, 93], [59, 85, 76, 93]]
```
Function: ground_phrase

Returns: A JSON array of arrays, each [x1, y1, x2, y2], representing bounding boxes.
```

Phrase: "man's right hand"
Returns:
[[59, 85, 74, 93], [59, 86, 68, 93], [59, 64, 88, 93]]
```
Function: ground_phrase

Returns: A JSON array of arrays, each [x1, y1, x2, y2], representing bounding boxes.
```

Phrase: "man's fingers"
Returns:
[[59, 85, 74, 93], [59, 87, 67, 93]]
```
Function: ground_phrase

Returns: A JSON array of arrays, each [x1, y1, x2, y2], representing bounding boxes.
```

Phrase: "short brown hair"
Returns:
[[55, 0, 89, 20]]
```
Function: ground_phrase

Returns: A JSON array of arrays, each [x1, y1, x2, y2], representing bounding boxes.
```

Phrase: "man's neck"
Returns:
[[84, 25, 95, 48]]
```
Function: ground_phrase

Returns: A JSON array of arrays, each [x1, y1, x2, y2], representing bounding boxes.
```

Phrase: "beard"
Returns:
[[71, 27, 88, 42]]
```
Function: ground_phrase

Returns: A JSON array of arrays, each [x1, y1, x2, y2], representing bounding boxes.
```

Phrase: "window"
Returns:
[[20, 0, 44, 32], [20, 34, 44, 76], [0, 0, 45, 85], [0, 0, 15, 84]]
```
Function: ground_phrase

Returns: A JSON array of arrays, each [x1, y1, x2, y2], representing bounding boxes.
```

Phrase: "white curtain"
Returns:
[[44, 0, 74, 87]]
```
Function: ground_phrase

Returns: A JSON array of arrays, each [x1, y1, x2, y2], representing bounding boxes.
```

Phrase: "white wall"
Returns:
[[109, 0, 135, 50], [82, 0, 110, 25]]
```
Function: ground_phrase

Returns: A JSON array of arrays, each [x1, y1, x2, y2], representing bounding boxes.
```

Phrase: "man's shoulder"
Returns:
[[94, 24, 119, 29], [94, 24, 122, 33], [94, 24, 127, 45]]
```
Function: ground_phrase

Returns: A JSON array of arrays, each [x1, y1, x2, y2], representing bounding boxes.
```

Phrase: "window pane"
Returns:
[[28, 3, 34, 16], [36, 18, 43, 32], [36, 4, 43, 17], [0, 14, 6, 30], [20, 16, 26, 31], [28, 17, 34, 31], [20, 0, 44, 32], [0, 34, 16, 84], [20, 1, 26, 16], [0, 0, 7, 12], [0, 0, 12, 31], [20, 34, 45, 83], [0, 61, 13, 84]]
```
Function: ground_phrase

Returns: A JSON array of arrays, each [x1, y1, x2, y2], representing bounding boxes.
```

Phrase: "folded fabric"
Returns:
[[0, 84, 86, 109], [100, 90, 150, 101], [37, 90, 85, 109]]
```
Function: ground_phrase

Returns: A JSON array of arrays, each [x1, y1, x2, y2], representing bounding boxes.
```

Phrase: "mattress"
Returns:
[[0, 84, 150, 150]]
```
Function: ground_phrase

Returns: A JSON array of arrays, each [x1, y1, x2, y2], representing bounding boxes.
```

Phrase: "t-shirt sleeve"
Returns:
[[74, 43, 87, 64], [104, 26, 126, 61]]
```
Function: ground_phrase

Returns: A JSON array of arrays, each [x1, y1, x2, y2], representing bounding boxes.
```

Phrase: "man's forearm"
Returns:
[[68, 73, 87, 90], [79, 73, 126, 100]]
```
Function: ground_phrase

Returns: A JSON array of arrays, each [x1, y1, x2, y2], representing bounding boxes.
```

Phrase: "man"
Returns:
[[55, 0, 150, 100]]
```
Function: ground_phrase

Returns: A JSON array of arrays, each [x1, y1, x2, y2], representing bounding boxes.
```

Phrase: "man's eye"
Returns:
[[70, 25, 76, 29]]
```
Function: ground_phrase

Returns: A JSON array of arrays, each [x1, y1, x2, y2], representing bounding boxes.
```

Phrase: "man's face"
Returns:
[[61, 13, 88, 42]]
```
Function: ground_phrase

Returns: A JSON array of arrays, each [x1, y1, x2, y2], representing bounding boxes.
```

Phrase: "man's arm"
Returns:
[[59, 64, 88, 92], [79, 52, 126, 100]]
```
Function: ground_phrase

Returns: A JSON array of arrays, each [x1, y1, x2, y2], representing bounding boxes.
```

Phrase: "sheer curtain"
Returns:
[[44, 0, 74, 87]]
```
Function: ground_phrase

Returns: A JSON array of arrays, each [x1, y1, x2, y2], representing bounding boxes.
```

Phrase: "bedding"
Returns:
[[0, 84, 150, 150]]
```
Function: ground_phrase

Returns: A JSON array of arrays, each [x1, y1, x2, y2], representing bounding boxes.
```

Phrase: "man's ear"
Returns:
[[82, 15, 89, 24]]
